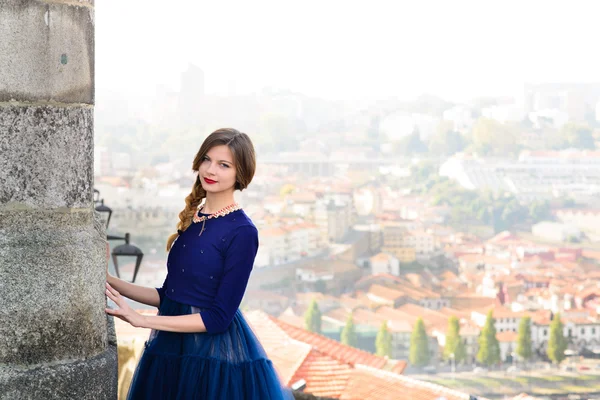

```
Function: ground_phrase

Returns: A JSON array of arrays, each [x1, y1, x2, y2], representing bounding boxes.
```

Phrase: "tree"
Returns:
[[477, 310, 500, 366], [429, 121, 467, 156], [470, 117, 520, 156], [443, 316, 467, 364], [529, 200, 551, 222], [547, 313, 568, 364], [561, 122, 595, 149], [375, 321, 393, 358], [314, 279, 327, 293], [397, 127, 428, 155], [341, 313, 358, 347], [409, 318, 430, 367], [516, 316, 533, 362], [304, 299, 322, 334]]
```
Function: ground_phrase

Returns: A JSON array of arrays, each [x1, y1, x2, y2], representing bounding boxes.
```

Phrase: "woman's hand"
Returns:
[[105, 282, 147, 328]]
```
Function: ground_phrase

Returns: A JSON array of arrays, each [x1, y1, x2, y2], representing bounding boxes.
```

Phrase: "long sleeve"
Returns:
[[155, 274, 168, 308], [199, 225, 258, 334]]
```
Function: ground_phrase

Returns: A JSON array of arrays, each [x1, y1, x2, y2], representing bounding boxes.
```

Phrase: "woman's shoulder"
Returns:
[[224, 209, 258, 237]]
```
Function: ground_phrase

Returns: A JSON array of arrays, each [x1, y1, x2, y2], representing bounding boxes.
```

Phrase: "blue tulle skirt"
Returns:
[[127, 296, 294, 400]]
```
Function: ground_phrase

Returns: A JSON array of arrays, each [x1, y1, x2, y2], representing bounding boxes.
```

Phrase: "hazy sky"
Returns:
[[96, 0, 600, 103]]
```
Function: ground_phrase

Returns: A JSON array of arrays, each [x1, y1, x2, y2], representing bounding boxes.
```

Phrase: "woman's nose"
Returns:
[[206, 162, 217, 175]]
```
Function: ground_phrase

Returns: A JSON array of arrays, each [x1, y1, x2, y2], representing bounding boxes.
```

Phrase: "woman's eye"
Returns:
[[221, 163, 229, 168]]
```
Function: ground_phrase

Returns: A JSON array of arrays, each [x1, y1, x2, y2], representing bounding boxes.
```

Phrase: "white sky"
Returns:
[[96, 0, 600, 103]]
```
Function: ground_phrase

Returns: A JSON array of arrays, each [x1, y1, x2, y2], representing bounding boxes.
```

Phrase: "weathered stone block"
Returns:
[[0, 344, 117, 400], [0, 209, 108, 365], [0, 105, 94, 209], [0, 0, 94, 103]]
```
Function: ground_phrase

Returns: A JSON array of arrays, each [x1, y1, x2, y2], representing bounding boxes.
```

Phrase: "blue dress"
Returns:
[[127, 209, 293, 400]]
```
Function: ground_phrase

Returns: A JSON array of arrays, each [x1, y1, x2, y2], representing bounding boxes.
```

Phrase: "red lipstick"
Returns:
[[204, 177, 217, 184]]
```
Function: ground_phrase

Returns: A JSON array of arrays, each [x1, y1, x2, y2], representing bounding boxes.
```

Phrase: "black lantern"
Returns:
[[95, 199, 113, 229], [93, 188, 100, 203], [109, 233, 144, 283]]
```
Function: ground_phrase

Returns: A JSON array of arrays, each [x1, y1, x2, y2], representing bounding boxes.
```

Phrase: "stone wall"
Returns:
[[0, 0, 117, 398]]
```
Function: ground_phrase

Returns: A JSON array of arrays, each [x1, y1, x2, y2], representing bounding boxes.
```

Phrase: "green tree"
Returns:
[[375, 321, 393, 358], [409, 318, 430, 367], [477, 310, 501, 366], [561, 122, 595, 149], [314, 279, 327, 293], [341, 313, 358, 347], [471, 117, 520, 156], [304, 299, 322, 334], [429, 121, 467, 156], [529, 200, 551, 222], [443, 316, 467, 364], [409, 161, 437, 183], [516, 316, 533, 361], [397, 127, 428, 155], [547, 313, 568, 364]]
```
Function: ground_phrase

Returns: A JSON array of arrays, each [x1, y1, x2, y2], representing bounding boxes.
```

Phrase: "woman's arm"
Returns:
[[106, 274, 161, 308], [105, 241, 161, 308], [105, 281, 207, 332], [105, 224, 258, 334], [142, 313, 207, 332]]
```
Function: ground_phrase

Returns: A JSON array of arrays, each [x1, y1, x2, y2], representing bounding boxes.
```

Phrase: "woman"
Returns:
[[105, 128, 293, 399]]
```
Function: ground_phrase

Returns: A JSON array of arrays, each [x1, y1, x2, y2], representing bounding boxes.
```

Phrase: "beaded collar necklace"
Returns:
[[193, 202, 241, 236]]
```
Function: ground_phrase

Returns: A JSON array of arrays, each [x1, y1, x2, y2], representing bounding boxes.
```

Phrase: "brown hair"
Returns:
[[166, 128, 256, 251]]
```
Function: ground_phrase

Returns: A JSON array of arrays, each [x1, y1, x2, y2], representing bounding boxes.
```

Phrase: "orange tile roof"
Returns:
[[270, 316, 389, 370], [367, 284, 406, 302], [356, 273, 406, 286], [289, 350, 353, 398], [497, 331, 518, 342], [339, 365, 475, 400], [277, 313, 305, 329], [458, 253, 512, 265], [245, 310, 313, 384], [245, 309, 502, 399], [371, 252, 395, 262], [296, 292, 338, 304], [441, 270, 460, 281]]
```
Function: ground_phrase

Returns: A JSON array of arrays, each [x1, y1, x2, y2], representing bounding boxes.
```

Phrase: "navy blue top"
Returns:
[[156, 209, 259, 334]]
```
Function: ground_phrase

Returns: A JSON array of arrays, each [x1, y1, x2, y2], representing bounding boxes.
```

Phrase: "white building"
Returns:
[[256, 223, 322, 268], [439, 150, 600, 203], [402, 230, 436, 255], [471, 308, 526, 334], [369, 252, 400, 276], [531, 221, 581, 242], [555, 209, 600, 241]]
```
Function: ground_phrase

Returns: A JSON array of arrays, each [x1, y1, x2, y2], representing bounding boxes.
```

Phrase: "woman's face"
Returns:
[[198, 145, 237, 195]]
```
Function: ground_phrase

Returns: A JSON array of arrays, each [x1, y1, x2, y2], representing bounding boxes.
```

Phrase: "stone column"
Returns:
[[0, 0, 117, 399]]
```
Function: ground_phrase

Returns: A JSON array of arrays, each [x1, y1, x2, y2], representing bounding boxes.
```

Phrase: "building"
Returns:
[[531, 221, 581, 242], [555, 208, 600, 241], [380, 222, 416, 263], [370, 252, 400, 276], [439, 150, 600, 203], [402, 229, 436, 255]]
